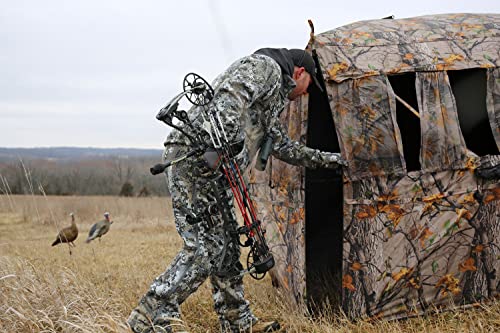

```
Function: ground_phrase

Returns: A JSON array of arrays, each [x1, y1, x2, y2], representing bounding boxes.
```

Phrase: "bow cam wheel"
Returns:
[[247, 248, 266, 280], [183, 73, 214, 106]]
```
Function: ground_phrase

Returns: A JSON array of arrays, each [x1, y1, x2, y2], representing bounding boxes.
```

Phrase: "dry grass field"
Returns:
[[0, 194, 499, 332]]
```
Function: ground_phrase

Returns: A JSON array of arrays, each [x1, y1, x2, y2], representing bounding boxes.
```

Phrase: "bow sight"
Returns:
[[151, 73, 275, 280]]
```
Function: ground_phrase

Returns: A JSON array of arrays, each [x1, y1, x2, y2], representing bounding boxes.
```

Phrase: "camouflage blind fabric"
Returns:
[[315, 13, 500, 82], [249, 13, 500, 320], [249, 97, 310, 300], [487, 67, 500, 149]]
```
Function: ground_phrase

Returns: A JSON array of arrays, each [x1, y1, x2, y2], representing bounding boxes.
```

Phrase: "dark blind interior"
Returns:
[[388, 73, 421, 172], [305, 52, 343, 312], [447, 69, 499, 156]]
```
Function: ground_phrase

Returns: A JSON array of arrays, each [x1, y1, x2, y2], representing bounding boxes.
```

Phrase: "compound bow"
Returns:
[[150, 73, 274, 280]]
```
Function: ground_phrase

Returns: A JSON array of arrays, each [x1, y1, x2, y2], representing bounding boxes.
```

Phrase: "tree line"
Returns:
[[0, 157, 169, 197]]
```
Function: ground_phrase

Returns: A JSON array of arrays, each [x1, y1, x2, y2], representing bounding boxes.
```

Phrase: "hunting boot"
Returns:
[[128, 292, 173, 333], [243, 320, 281, 333]]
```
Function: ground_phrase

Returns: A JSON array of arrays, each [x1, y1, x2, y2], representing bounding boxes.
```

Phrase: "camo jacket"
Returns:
[[164, 54, 342, 170]]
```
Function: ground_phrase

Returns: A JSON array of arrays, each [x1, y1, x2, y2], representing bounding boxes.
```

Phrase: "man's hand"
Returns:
[[325, 152, 348, 168]]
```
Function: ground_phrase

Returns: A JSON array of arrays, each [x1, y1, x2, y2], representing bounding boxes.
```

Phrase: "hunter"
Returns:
[[128, 48, 346, 333]]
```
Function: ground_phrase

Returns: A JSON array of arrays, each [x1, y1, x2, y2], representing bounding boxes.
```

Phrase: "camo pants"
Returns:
[[128, 145, 257, 333]]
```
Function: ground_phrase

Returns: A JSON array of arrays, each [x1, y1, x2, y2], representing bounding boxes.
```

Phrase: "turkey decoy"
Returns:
[[86, 212, 113, 243], [52, 212, 78, 255]]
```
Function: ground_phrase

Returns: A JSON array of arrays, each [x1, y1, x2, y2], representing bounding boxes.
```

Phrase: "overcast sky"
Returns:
[[1, 0, 499, 148]]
